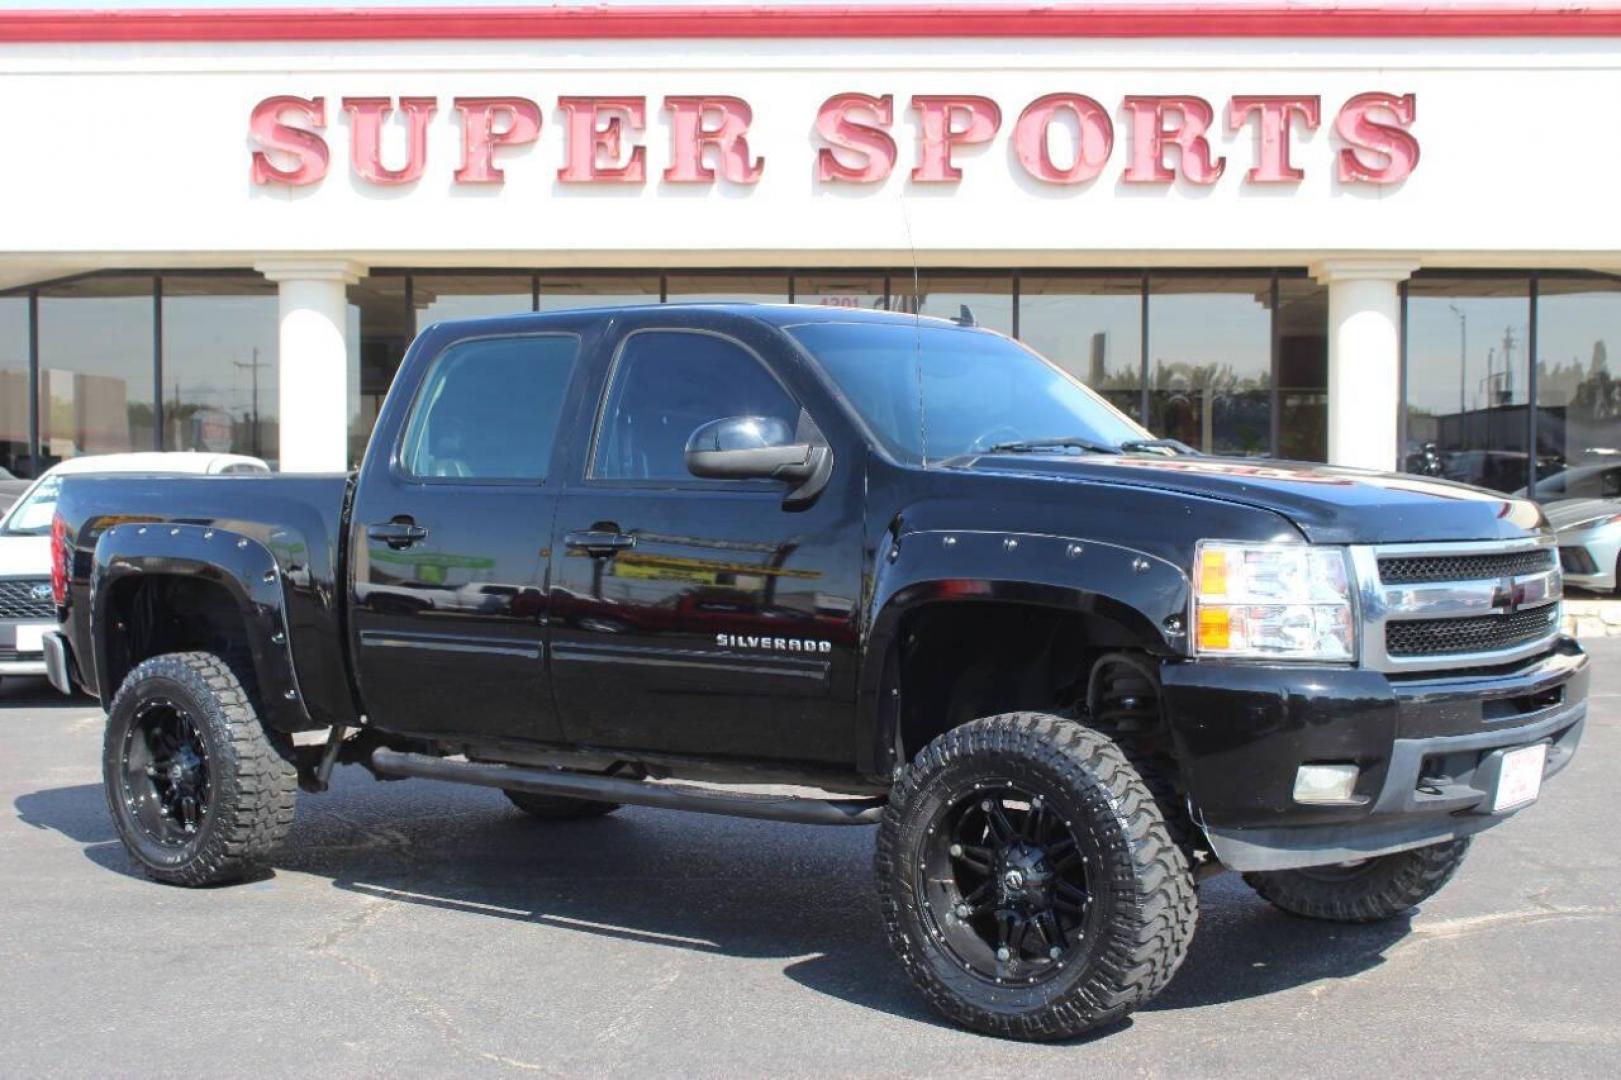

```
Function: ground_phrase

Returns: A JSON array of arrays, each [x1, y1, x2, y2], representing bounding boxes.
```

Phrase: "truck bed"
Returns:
[[53, 472, 357, 727]]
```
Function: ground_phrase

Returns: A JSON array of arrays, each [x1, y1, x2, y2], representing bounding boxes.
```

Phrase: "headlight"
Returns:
[[1194, 541, 1356, 661]]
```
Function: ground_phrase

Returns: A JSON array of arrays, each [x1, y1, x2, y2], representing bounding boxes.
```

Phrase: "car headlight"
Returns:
[[1193, 541, 1356, 661]]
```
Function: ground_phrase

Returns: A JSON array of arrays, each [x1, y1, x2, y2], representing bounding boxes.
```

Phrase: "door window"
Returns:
[[592, 330, 800, 481], [400, 335, 579, 480]]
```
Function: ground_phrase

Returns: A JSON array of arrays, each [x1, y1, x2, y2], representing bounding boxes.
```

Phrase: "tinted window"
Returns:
[[401, 335, 579, 480], [593, 331, 799, 481], [788, 321, 1144, 463]]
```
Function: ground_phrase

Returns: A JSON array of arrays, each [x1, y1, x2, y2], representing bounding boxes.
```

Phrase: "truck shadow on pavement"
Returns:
[[15, 771, 1415, 1038], [0, 678, 97, 709]]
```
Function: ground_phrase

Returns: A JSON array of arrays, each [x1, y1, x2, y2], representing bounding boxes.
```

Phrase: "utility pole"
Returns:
[[1449, 303, 1467, 416], [234, 347, 268, 458]]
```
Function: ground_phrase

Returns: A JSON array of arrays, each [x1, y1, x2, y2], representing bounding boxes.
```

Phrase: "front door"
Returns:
[[550, 321, 863, 766], [348, 331, 583, 742]]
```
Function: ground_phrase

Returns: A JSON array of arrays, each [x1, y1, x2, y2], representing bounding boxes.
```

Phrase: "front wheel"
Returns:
[[102, 651, 298, 887], [876, 712, 1197, 1041], [1242, 839, 1471, 923]]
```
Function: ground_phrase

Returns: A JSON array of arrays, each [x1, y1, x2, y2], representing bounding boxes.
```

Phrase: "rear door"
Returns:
[[548, 313, 865, 766], [348, 329, 585, 742]]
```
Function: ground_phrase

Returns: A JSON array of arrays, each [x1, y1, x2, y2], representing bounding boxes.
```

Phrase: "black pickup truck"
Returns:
[[44, 304, 1587, 1040]]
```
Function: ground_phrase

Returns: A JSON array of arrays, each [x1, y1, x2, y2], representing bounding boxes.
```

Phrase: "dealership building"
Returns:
[[3, 2, 1621, 496]]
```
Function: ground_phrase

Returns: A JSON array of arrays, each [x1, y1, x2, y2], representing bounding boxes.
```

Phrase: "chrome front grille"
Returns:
[[0, 578, 54, 620], [1350, 538, 1562, 673]]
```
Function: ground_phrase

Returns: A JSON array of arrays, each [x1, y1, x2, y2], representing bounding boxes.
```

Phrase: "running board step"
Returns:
[[367, 749, 886, 827]]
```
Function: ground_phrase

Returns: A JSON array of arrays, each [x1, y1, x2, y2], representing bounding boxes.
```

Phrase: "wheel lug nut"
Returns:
[[1031, 796, 1043, 808], [955, 904, 971, 918], [1049, 946, 1063, 959], [949, 843, 963, 857], [996, 947, 1011, 961], [980, 799, 993, 811]]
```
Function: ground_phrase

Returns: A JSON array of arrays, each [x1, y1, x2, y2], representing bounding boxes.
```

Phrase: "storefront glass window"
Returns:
[[1276, 277, 1329, 462], [37, 275, 156, 466], [893, 272, 1014, 335], [1017, 274, 1143, 421], [0, 296, 28, 477], [665, 273, 788, 304], [348, 275, 410, 467], [161, 274, 278, 463], [537, 274, 661, 311], [1531, 278, 1621, 501], [795, 273, 887, 311], [414, 273, 533, 327], [1404, 276, 1531, 493], [1147, 274, 1272, 456]]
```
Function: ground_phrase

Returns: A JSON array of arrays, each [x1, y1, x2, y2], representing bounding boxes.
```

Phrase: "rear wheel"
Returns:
[[503, 789, 620, 821], [877, 712, 1197, 1041], [102, 651, 298, 886], [1242, 839, 1470, 923]]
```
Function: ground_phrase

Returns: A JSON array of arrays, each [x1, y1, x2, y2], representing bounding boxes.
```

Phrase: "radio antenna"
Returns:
[[898, 191, 927, 468]]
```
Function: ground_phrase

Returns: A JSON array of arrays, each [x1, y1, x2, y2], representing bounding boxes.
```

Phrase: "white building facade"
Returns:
[[3, 3, 1620, 497]]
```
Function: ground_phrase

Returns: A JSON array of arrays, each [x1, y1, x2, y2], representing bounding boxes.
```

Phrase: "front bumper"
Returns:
[[1160, 638, 1588, 871], [0, 618, 53, 676], [1558, 535, 1621, 592]]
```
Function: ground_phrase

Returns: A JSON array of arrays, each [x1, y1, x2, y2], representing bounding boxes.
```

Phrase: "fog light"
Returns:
[[1293, 763, 1359, 804]]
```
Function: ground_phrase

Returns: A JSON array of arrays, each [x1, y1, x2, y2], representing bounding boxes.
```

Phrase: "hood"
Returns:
[[1545, 498, 1621, 532], [960, 453, 1547, 545], [0, 534, 51, 578]]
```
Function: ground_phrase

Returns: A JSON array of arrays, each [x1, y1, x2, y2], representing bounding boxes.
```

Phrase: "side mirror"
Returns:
[[684, 416, 833, 508]]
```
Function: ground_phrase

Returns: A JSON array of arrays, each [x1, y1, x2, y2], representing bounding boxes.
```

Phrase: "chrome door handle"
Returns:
[[564, 530, 636, 556], [368, 520, 429, 549]]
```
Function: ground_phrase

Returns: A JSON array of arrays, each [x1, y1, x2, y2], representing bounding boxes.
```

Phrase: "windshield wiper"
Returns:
[[985, 437, 1123, 455], [1119, 438, 1200, 456]]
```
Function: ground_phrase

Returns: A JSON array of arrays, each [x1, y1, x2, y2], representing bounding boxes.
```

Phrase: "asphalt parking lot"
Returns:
[[3, 647, 1619, 1079]]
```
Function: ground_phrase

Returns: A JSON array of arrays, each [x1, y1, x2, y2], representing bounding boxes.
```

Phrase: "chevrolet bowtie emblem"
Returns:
[[1490, 575, 1525, 615]]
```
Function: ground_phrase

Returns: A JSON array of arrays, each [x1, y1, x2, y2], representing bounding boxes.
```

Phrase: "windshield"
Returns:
[[787, 321, 1149, 463], [0, 474, 61, 537]]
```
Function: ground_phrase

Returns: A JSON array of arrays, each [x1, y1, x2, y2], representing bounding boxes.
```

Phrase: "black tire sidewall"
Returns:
[[102, 661, 246, 880]]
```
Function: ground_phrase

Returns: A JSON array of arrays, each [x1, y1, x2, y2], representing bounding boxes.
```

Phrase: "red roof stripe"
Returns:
[[3, 6, 1621, 43]]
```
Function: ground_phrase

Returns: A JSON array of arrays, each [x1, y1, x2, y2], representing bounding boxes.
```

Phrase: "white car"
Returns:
[[0, 452, 268, 684]]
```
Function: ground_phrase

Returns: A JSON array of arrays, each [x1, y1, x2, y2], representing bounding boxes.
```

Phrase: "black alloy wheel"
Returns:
[[919, 783, 1096, 986], [118, 697, 212, 846]]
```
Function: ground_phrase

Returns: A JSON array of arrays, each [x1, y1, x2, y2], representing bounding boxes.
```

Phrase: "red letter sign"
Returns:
[[249, 95, 329, 186], [1013, 93, 1113, 185], [453, 97, 541, 184], [342, 96, 437, 185], [910, 96, 1001, 182], [1227, 95, 1319, 183], [1122, 96, 1225, 185], [558, 97, 647, 184], [663, 96, 764, 184], [1335, 93, 1420, 184], [815, 93, 897, 183]]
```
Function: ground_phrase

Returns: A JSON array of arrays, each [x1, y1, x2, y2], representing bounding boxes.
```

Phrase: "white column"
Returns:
[[256, 259, 364, 472], [1311, 259, 1420, 473]]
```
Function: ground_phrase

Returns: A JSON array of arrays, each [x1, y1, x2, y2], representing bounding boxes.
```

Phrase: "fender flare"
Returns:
[[90, 522, 314, 731], [858, 527, 1190, 775]]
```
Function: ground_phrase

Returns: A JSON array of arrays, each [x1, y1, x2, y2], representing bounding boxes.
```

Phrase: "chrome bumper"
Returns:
[[41, 630, 73, 695]]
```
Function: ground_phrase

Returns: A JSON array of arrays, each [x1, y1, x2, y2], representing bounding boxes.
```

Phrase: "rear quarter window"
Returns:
[[400, 334, 581, 481]]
